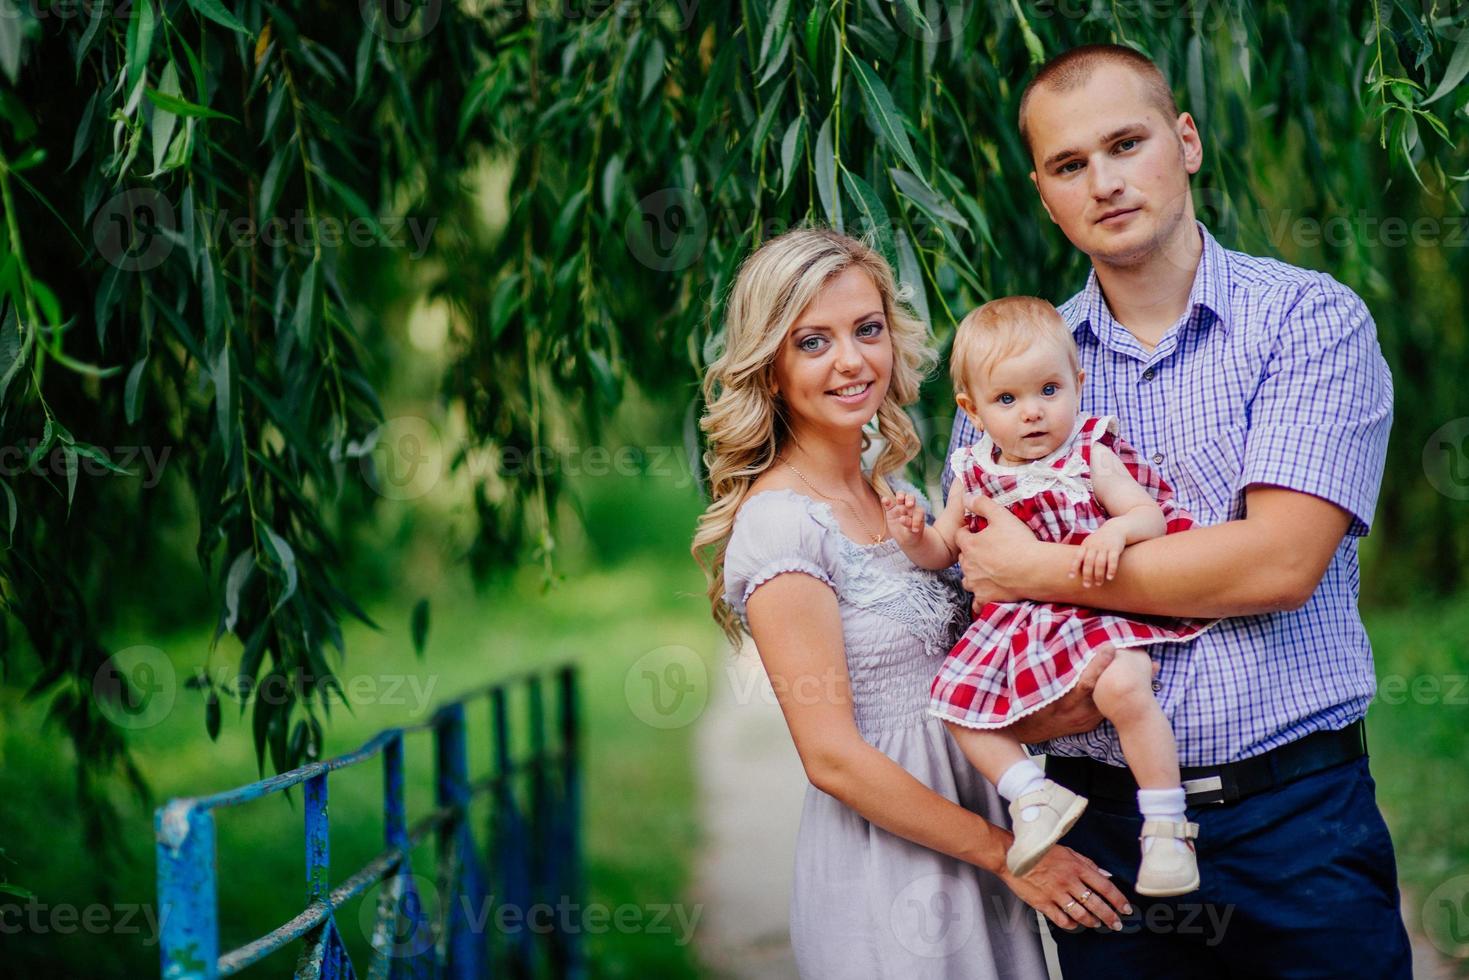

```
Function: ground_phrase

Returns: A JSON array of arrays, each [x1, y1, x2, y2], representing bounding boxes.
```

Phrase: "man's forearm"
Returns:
[[1017, 518, 1310, 618]]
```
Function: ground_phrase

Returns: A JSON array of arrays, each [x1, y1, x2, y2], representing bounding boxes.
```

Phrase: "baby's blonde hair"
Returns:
[[950, 296, 1079, 395]]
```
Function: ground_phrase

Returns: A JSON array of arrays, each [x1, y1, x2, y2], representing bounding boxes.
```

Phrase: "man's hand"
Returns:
[[956, 494, 1041, 613], [1006, 647, 1113, 742], [1005, 647, 1161, 742]]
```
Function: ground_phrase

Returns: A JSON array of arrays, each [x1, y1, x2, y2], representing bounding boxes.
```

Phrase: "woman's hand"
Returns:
[[999, 844, 1131, 931]]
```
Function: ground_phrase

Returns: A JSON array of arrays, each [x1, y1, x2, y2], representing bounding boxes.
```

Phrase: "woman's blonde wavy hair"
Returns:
[[691, 227, 938, 647]]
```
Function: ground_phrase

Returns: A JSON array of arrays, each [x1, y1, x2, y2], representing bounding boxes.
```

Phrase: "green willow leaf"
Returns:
[[184, 0, 251, 36], [814, 112, 842, 230], [1425, 34, 1469, 104], [748, 79, 789, 165], [779, 116, 806, 196], [848, 56, 924, 179], [759, 0, 794, 74], [893, 228, 929, 326], [144, 87, 239, 124], [840, 167, 896, 268], [292, 260, 320, 348], [124, 356, 147, 424], [263, 527, 298, 613], [151, 61, 181, 175], [889, 167, 968, 229], [410, 598, 429, 657]]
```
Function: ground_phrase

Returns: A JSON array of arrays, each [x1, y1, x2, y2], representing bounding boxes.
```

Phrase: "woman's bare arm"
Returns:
[[746, 571, 1011, 872], [744, 571, 1129, 927]]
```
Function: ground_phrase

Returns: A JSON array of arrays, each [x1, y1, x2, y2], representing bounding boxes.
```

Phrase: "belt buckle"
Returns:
[[1182, 774, 1226, 806]]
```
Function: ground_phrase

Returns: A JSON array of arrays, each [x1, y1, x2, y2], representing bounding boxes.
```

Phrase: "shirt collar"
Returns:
[[1071, 220, 1232, 343]]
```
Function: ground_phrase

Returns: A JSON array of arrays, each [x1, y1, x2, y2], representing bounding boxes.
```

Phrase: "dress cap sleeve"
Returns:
[[722, 490, 838, 626]]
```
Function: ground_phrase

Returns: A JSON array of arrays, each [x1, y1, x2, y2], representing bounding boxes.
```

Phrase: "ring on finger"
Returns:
[[1062, 898, 1079, 913], [1079, 888, 1093, 904]]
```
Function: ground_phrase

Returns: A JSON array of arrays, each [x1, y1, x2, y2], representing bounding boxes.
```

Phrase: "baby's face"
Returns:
[[958, 342, 1082, 465]]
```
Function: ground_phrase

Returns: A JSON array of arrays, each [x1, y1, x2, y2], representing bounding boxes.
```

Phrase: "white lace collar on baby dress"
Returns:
[[957, 415, 1114, 509]]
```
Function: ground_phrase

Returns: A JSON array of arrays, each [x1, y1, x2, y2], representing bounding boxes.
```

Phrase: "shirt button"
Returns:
[[1152, 452, 1165, 464], [1142, 368, 1156, 381], [1152, 680, 1163, 693]]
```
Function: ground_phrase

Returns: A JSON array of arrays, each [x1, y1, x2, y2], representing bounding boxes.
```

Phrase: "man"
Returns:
[[941, 44, 1412, 976]]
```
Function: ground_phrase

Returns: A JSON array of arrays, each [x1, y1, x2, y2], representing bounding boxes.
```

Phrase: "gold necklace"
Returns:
[[778, 455, 886, 545]]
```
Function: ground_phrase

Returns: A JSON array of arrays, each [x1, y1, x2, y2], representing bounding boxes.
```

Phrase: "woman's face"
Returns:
[[770, 266, 893, 440]]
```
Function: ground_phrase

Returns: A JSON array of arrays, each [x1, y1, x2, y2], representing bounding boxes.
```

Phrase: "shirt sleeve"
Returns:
[[941, 412, 981, 506], [1239, 280, 1393, 537], [722, 494, 838, 627]]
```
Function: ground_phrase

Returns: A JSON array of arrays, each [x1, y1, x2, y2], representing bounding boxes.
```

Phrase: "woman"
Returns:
[[692, 228, 1129, 977]]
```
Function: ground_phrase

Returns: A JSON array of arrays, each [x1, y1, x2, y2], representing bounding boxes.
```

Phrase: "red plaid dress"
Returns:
[[929, 414, 1217, 729]]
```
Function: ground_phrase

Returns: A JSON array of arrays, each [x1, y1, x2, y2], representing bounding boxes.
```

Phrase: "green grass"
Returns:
[[1362, 593, 1469, 971], [0, 471, 717, 978]]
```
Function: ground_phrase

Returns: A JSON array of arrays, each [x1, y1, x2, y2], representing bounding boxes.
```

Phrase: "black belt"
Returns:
[[1044, 719, 1367, 807]]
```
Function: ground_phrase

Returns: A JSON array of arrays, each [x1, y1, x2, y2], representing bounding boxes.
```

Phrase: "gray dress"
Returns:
[[723, 480, 1050, 979]]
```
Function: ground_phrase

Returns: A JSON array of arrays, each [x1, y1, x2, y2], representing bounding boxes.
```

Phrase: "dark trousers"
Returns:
[[1048, 756, 1413, 978]]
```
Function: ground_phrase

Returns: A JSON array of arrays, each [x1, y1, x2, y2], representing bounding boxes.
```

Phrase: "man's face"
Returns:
[[1026, 63, 1203, 268]]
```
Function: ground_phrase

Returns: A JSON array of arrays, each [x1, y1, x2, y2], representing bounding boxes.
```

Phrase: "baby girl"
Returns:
[[884, 296, 1215, 897]]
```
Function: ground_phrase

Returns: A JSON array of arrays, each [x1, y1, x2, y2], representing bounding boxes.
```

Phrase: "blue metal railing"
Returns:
[[154, 664, 583, 979]]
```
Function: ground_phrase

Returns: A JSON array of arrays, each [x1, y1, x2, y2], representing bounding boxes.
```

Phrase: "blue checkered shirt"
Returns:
[[941, 223, 1393, 767]]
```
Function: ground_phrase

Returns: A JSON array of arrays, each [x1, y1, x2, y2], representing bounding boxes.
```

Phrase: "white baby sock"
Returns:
[[1138, 787, 1189, 853], [997, 759, 1048, 822]]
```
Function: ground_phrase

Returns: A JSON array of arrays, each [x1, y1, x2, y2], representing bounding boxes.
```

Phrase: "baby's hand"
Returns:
[[1071, 522, 1127, 588], [881, 492, 927, 546]]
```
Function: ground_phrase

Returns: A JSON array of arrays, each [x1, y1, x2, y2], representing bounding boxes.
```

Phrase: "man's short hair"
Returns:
[[1018, 44, 1181, 163], [950, 296, 1079, 396]]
